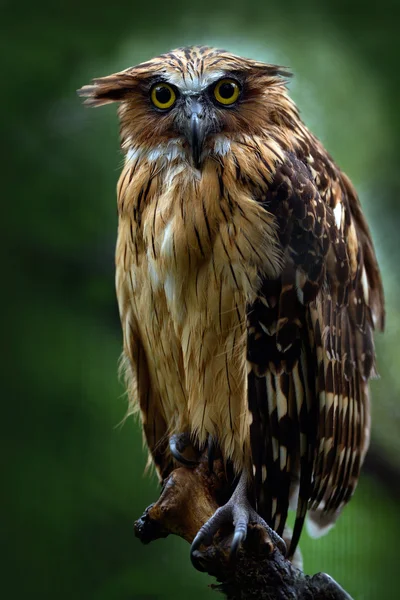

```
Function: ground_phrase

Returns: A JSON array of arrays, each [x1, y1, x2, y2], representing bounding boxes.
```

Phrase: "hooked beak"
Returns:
[[186, 99, 207, 169], [191, 113, 203, 169]]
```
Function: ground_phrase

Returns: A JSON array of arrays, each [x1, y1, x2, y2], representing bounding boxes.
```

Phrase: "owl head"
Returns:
[[78, 46, 293, 169]]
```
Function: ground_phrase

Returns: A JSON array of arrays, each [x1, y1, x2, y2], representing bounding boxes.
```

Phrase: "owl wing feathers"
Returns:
[[248, 150, 384, 556], [121, 316, 174, 481]]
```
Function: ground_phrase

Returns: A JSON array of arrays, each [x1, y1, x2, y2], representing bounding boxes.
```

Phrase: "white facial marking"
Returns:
[[213, 135, 231, 156], [166, 70, 226, 93], [148, 140, 186, 163], [127, 140, 185, 166]]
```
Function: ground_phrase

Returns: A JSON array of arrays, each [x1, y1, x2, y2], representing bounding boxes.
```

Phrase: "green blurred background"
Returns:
[[4, 1, 400, 598]]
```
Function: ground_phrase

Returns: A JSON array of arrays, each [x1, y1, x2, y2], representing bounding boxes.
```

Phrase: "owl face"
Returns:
[[79, 46, 292, 169], [145, 75, 244, 168]]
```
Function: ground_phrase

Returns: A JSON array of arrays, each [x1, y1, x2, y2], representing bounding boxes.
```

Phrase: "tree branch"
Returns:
[[134, 456, 353, 599]]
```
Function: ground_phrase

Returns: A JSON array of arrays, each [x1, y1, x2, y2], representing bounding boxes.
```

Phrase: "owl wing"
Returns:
[[247, 151, 384, 557], [119, 311, 174, 481], [120, 323, 174, 481], [116, 214, 175, 482]]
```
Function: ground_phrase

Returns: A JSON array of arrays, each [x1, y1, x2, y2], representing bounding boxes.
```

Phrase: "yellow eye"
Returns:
[[213, 79, 241, 106], [151, 83, 176, 110]]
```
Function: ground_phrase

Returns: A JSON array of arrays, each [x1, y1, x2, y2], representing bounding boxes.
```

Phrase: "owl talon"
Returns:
[[190, 469, 286, 568], [230, 526, 246, 557], [190, 510, 224, 568], [169, 433, 198, 467]]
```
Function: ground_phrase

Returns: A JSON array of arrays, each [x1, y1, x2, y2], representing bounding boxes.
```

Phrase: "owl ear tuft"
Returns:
[[243, 61, 293, 84], [262, 65, 293, 79], [77, 72, 137, 107]]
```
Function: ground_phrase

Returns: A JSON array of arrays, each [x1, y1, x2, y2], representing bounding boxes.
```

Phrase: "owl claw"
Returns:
[[190, 470, 286, 569], [169, 433, 198, 467], [230, 525, 246, 558]]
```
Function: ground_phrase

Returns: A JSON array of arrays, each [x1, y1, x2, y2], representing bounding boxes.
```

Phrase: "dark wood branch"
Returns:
[[134, 456, 353, 599]]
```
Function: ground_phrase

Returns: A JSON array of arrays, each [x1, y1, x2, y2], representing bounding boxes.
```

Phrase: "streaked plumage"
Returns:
[[79, 45, 384, 558]]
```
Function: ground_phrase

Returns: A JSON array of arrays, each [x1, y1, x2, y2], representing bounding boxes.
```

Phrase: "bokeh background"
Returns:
[[5, 1, 400, 598]]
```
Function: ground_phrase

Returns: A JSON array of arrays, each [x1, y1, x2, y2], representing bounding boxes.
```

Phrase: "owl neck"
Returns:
[[117, 124, 319, 223], [121, 133, 281, 190]]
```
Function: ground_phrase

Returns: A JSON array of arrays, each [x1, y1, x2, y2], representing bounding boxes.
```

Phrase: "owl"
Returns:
[[78, 45, 384, 562]]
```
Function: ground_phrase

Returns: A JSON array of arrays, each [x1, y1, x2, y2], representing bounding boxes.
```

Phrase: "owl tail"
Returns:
[[282, 526, 303, 570], [306, 505, 343, 539]]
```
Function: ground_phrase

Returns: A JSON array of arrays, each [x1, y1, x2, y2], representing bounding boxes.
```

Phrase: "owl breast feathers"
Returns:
[[79, 45, 384, 557]]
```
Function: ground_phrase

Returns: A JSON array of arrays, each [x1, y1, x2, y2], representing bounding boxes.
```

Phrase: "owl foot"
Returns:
[[190, 469, 286, 568], [169, 433, 198, 467], [170, 434, 218, 472]]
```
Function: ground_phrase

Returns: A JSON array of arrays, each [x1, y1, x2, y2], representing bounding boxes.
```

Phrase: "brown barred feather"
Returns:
[[248, 140, 383, 552]]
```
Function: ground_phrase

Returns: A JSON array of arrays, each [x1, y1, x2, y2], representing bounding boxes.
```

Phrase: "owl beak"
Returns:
[[188, 100, 206, 169], [191, 114, 203, 168]]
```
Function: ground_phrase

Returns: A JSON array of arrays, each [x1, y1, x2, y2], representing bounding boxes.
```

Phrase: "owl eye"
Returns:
[[213, 79, 241, 106], [150, 83, 177, 110]]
